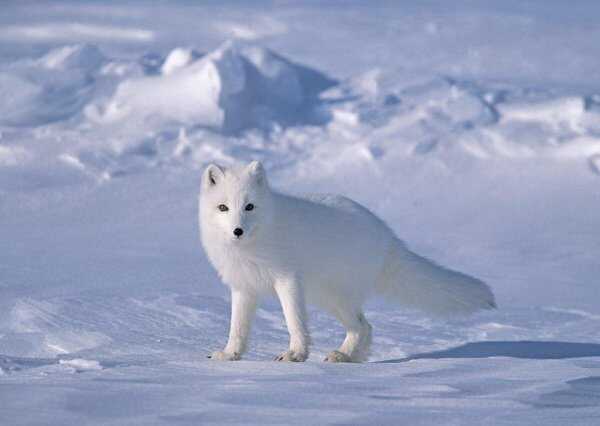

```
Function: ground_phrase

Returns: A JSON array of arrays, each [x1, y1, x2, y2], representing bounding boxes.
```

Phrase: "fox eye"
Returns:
[[218, 204, 229, 212], [245, 203, 254, 211]]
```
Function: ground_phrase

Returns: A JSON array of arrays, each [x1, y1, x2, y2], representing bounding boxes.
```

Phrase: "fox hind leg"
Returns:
[[325, 309, 372, 363]]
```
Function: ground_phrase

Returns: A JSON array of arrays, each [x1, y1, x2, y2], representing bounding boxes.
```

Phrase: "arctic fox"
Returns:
[[199, 161, 496, 363]]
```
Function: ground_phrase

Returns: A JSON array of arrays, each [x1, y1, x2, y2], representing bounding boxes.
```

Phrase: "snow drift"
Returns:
[[0, 44, 104, 126], [85, 41, 336, 133], [1, 41, 600, 183]]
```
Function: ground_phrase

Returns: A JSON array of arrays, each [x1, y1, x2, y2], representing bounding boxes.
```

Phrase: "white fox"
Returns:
[[199, 161, 496, 363]]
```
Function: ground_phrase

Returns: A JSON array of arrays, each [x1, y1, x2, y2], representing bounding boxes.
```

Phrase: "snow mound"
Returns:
[[322, 69, 600, 166], [0, 44, 104, 126], [160, 47, 202, 75], [59, 358, 103, 372], [85, 41, 336, 133], [38, 44, 105, 70], [2, 43, 599, 183]]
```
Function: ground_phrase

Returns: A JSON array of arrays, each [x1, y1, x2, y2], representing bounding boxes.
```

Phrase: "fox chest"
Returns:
[[215, 254, 280, 294]]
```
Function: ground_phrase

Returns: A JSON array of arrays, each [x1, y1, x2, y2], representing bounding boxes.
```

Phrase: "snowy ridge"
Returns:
[[1, 42, 600, 185], [85, 40, 336, 133], [324, 70, 600, 162]]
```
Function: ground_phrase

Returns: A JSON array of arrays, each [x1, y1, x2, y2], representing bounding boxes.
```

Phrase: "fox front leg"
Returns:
[[273, 278, 310, 362], [209, 289, 257, 361]]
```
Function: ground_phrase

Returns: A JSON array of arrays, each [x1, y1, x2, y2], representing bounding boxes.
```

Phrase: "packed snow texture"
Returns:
[[1, 1, 600, 425]]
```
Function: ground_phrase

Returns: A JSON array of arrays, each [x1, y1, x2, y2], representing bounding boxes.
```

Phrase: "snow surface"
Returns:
[[1, 1, 600, 424]]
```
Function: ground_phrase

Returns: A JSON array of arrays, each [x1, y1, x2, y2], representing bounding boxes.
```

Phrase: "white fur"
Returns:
[[200, 161, 496, 362]]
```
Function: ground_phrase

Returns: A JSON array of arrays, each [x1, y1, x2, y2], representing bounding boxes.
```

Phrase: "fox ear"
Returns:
[[203, 164, 224, 188], [247, 161, 266, 186]]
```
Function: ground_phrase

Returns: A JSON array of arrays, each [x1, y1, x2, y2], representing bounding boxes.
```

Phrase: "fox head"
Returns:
[[200, 161, 273, 244]]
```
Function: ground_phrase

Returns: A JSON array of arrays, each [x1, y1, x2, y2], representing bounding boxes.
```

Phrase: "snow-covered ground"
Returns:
[[1, 1, 600, 424]]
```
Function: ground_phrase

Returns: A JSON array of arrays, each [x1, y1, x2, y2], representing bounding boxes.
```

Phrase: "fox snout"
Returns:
[[233, 227, 244, 238]]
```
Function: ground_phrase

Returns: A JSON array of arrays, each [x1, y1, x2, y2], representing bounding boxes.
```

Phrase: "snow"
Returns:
[[84, 40, 334, 134], [59, 358, 103, 372], [1, 1, 600, 424]]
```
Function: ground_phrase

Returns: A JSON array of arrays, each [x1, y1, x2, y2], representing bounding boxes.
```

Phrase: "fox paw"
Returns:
[[274, 350, 308, 362], [208, 351, 241, 361], [324, 350, 353, 363]]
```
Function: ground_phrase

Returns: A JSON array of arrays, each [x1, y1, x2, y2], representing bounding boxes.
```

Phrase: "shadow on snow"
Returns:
[[378, 341, 600, 363]]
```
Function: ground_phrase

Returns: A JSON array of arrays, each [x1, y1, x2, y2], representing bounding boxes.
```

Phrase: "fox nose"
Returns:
[[233, 228, 244, 238]]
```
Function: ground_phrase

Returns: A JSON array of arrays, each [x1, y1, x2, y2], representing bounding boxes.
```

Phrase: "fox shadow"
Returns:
[[378, 341, 600, 363]]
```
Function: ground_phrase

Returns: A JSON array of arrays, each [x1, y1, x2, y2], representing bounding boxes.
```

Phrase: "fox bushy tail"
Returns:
[[377, 241, 496, 316]]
